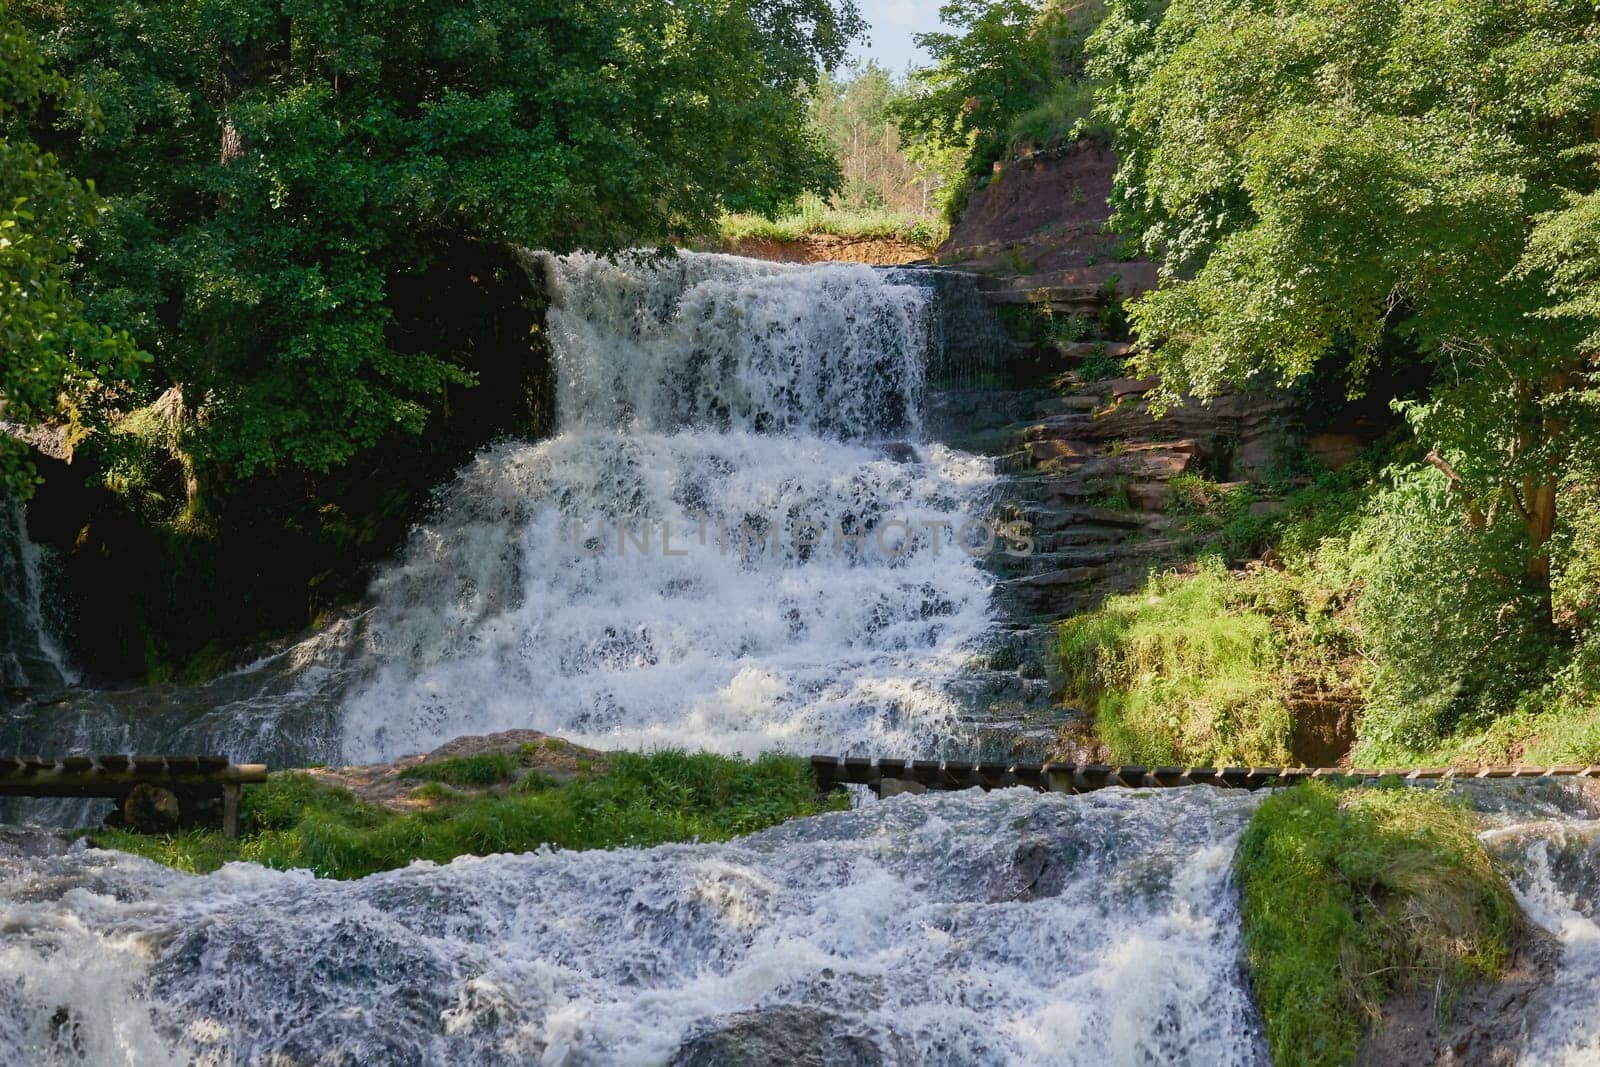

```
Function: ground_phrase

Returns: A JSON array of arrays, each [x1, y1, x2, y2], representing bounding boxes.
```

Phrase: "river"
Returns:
[[2, 253, 1598, 1063]]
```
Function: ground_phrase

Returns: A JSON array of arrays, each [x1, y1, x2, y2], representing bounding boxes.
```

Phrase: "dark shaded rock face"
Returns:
[[1356, 922, 1562, 1066], [670, 1007, 908, 1067]]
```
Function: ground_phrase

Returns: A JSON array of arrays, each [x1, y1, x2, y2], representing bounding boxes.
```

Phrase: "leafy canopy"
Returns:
[[0, 7, 139, 495], [1094, 0, 1600, 532], [16, 0, 864, 478]]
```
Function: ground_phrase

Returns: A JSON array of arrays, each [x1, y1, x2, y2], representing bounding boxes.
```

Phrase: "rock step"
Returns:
[[969, 263, 1160, 300], [1011, 503, 1158, 532], [980, 285, 1105, 308], [1031, 526, 1157, 549], [989, 541, 1178, 580], [1026, 438, 1198, 471], [1053, 341, 1135, 361]]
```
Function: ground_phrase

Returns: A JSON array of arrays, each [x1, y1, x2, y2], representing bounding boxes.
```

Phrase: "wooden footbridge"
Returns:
[[811, 756, 1600, 797], [0, 755, 267, 837]]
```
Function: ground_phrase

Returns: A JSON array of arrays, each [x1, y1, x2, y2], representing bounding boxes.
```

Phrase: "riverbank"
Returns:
[[91, 735, 843, 880]]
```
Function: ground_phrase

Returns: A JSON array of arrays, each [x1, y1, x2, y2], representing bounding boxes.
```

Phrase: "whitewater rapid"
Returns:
[[333, 252, 1007, 761], [1476, 781, 1600, 1064], [0, 788, 1269, 1065]]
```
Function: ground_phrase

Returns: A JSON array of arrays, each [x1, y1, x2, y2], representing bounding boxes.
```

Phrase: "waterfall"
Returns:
[[337, 251, 1001, 762], [0, 501, 73, 694], [1478, 781, 1600, 1063]]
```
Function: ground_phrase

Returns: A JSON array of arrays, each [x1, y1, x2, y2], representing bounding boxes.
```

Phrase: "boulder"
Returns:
[[671, 1007, 906, 1067]]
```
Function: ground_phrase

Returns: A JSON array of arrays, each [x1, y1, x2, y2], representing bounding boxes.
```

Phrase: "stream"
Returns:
[[2, 253, 1599, 1063]]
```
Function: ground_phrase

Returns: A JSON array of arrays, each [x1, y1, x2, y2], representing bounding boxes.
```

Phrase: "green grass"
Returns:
[[94, 751, 846, 880], [1238, 782, 1520, 1066], [1003, 79, 1111, 154], [1057, 469, 1373, 765], [719, 196, 946, 250], [1059, 560, 1295, 765], [399, 752, 519, 787]]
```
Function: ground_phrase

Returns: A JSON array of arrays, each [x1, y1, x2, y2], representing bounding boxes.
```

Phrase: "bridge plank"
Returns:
[[807, 757, 1600, 798]]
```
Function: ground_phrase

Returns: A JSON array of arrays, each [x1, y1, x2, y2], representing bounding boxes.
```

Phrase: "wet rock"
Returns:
[[0, 826, 72, 859], [670, 1007, 906, 1067], [118, 784, 181, 833], [1356, 926, 1562, 1066], [876, 442, 921, 464]]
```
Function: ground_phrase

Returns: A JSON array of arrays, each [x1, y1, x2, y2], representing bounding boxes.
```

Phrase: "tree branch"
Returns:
[[1424, 449, 1486, 527]]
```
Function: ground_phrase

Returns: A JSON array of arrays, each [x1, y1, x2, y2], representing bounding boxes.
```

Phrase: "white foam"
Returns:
[[0, 789, 1269, 1065]]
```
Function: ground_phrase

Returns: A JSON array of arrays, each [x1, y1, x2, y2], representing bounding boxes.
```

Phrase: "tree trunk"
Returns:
[[1520, 369, 1576, 631], [1524, 475, 1557, 628]]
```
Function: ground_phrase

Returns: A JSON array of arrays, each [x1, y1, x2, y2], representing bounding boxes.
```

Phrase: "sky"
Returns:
[[849, 0, 948, 75]]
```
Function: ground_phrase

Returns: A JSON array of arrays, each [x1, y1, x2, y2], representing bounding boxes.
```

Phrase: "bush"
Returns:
[[1354, 473, 1556, 760], [1238, 782, 1520, 1066]]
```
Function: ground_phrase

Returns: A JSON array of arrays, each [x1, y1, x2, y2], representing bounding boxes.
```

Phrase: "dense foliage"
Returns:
[[95, 750, 845, 880], [1, 0, 865, 677], [12, 0, 862, 490], [0, 11, 139, 495], [1238, 782, 1519, 1065], [1093, 0, 1600, 628], [891, 0, 1107, 218]]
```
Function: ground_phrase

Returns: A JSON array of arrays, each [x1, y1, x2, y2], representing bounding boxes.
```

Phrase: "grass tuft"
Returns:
[[1238, 782, 1519, 1066], [93, 750, 844, 881], [399, 753, 518, 787]]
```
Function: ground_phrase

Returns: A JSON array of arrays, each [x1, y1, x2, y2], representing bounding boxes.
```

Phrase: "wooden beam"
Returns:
[[811, 757, 1600, 796], [0, 756, 267, 799]]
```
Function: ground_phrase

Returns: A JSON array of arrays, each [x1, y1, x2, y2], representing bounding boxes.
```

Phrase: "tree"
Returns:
[[810, 61, 934, 214], [1094, 0, 1600, 625], [891, 0, 1058, 177], [14, 0, 864, 497], [0, 7, 138, 497]]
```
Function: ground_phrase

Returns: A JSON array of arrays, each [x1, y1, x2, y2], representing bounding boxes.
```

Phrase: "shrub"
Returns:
[[1354, 473, 1556, 760], [1078, 345, 1126, 381]]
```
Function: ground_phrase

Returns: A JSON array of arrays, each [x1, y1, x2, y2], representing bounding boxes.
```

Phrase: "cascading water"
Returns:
[[3, 251, 1004, 768], [0, 786, 1269, 1064], [0, 502, 74, 695], [338, 251, 1003, 762], [1476, 780, 1600, 1064]]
